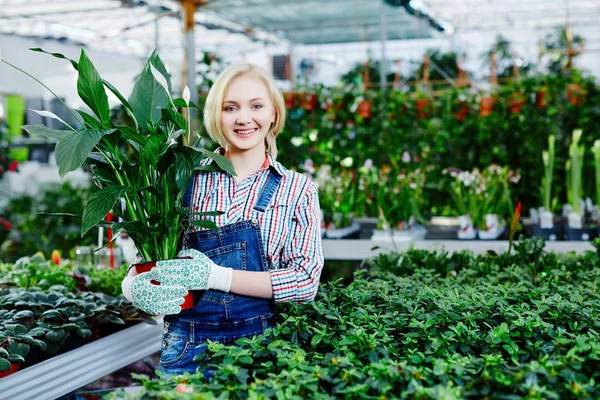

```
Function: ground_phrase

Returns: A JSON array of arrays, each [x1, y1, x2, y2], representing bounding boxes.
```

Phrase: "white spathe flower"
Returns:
[[409, 182, 417, 189], [150, 65, 169, 94], [31, 109, 72, 129], [182, 86, 191, 106]]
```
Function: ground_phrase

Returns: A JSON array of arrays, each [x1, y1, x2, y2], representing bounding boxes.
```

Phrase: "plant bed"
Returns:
[[105, 237, 600, 399]]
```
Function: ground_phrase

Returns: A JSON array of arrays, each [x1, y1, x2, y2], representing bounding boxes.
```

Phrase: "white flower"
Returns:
[[182, 86, 191, 106], [364, 159, 374, 170], [402, 151, 411, 163], [409, 182, 417, 189]]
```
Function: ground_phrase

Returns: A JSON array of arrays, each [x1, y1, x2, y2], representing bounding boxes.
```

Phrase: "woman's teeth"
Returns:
[[236, 128, 257, 136]]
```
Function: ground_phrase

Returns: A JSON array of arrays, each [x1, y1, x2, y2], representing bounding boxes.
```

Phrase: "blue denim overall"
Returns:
[[160, 170, 281, 376]]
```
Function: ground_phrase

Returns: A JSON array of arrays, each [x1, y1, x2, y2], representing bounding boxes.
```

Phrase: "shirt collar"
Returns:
[[201, 148, 284, 177]]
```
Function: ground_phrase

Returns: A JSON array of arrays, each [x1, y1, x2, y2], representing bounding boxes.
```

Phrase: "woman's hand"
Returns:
[[122, 269, 188, 315], [155, 249, 233, 292]]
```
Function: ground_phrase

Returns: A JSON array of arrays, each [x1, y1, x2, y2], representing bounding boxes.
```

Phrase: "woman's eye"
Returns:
[[252, 104, 263, 109], [224, 106, 236, 112]]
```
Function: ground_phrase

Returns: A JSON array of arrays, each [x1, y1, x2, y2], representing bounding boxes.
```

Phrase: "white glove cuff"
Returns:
[[208, 265, 233, 292], [121, 275, 135, 303]]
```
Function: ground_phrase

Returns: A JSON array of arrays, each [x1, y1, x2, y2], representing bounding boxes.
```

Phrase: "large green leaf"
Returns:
[[174, 151, 194, 192], [161, 109, 188, 133], [76, 110, 101, 129], [120, 126, 148, 148], [55, 129, 115, 178], [77, 50, 110, 125], [129, 56, 170, 131], [199, 148, 237, 176], [0, 358, 10, 372], [30, 48, 138, 129], [81, 185, 126, 236], [173, 98, 200, 109], [190, 219, 219, 230], [30, 47, 79, 70], [22, 125, 69, 140]]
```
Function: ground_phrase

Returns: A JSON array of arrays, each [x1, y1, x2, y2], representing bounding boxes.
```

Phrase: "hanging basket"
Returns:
[[453, 102, 469, 121], [508, 94, 526, 114], [283, 92, 296, 110], [536, 89, 548, 109], [357, 99, 372, 119], [299, 92, 317, 111], [480, 96, 495, 117], [566, 83, 585, 105], [415, 98, 431, 119]]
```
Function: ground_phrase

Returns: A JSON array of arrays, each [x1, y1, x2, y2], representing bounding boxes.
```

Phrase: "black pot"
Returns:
[[425, 217, 459, 240], [532, 225, 561, 241], [565, 227, 592, 241]]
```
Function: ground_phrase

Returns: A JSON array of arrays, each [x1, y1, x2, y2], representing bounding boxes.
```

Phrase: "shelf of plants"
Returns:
[[322, 238, 596, 260], [0, 318, 162, 400]]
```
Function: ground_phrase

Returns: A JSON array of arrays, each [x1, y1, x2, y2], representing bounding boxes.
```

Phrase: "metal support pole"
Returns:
[[379, 1, 387, 91], [181, 0, 202, 145]]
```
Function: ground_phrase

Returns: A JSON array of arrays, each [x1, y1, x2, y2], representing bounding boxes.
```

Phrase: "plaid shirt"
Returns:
[[188, 151, 324, 303]]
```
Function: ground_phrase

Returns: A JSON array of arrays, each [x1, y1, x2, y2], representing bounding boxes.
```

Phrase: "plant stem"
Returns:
[[1, 59, 82, 129]]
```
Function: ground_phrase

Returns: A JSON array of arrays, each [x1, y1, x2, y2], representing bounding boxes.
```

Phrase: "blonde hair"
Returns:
[[203, 63, 286, 159]]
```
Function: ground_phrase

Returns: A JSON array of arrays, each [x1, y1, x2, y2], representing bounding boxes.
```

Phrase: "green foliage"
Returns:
[[7, 48, 235, 263], [0, 182, 97, 262], [111, 238, 600, 399]]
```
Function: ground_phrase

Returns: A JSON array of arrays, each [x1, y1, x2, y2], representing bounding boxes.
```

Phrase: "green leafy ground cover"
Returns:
[[109, 238, 600, 399]]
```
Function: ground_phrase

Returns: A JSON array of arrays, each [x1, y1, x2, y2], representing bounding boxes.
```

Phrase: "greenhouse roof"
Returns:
[[0, 0, 445, 59], [0, 0, 598, 61]]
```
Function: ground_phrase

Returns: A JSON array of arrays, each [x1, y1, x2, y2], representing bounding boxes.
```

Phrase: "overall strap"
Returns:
[[183, 174, 196, 209], [253, 171, 282, 212]]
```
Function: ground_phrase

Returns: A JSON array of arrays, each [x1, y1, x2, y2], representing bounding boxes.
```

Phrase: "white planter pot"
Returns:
[[324, 220, 361, 239], [477, 214, 505, 240], [457, 215, 477, 239], [371, 225, 426, 242]]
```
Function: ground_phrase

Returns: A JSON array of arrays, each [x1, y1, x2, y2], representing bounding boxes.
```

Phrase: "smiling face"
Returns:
[[220, 74, 276, 157]]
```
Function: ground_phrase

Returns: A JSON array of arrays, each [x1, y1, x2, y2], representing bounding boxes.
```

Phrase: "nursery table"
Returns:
[[0, 317, 163, 400], [322, 239, 596, 260]]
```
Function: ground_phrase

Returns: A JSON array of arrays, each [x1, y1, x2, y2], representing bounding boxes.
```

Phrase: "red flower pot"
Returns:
[[357, 99, 372, 119], [134, 260, 195, 310], [0, 362, 20, 378], [567, 83, 584, 105], [454, 103, 468, 121], [536, 90, 547, 109], [283, 92, 296, 109], [480, 97, 495, 117], [415, 99, 431, 119], [508, 95, 526, 114], [299, 93, 317, 111]]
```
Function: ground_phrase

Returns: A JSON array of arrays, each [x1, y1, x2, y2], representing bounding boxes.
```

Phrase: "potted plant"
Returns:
[[2, 49, 235, 309], [531, 134, 562, 240], [477, 165, 519, 240], [445, 168, 479, 239], [371, 167, 427, 241], [413, 86, 433, 119], [0, 323, 46, 378], [308, 164, 361, 239], [479, 94, 496, 117], [590, 140, 600, 236], [564, 129, 590, 240], [566, 82, 585, 105]]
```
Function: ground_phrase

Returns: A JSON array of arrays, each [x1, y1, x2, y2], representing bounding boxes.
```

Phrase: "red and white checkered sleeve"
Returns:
[[270, 180, 324, 303]]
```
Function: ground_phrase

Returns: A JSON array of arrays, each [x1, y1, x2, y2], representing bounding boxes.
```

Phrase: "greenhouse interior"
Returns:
[[0, 0, 600, 398]]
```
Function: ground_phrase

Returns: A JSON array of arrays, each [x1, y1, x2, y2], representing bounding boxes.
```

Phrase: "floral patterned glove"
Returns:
[[154, 249, 233, 292], [126, 269, 189, 315]]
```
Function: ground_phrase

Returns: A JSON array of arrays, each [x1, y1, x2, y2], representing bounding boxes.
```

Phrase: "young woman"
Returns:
[[121, 63, 324, 376]]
